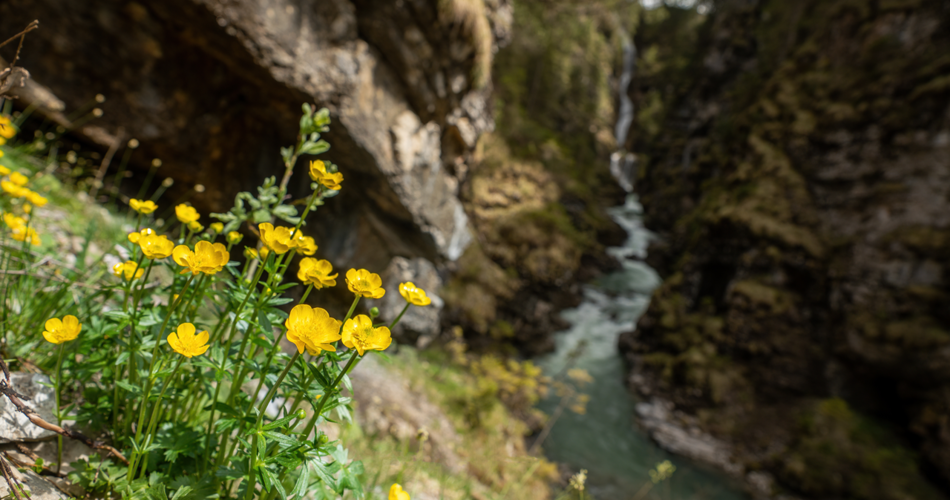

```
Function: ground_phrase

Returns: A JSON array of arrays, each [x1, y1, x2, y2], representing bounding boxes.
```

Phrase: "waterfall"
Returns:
[[610, 33, 638, 193]]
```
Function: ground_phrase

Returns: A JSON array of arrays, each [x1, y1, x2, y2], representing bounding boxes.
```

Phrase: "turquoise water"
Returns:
[[536, 196, 747, 500]]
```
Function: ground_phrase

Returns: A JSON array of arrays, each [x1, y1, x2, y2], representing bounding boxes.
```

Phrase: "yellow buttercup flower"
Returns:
[[3, 212, 25, 230], [0, 116, 16, 141], [11, 226, 39, 246], [139, 232, 175, 259], [260, 246, 270, 259], [291, 232, 318, 256], [308, 160, 343, 191], [187, 220, 204, 232], [1, 180, 27, 197], [129, 199, 157, 214], [210, 222, 224, 234], [42, 315, 81, 345], [342, 314, 392, 356], [399, 282, 432, 306], [243, 246, 259, 260], [22, 203, 31, 214], [128, 227, 154, 244], [8, 172, 28, 186], [113, 260, 144, 281], [259, 222, 293, 254], [345, 269, 385, 299], [389, 484, 410, 500], [173, 241, 229, 275], [0, 165, 9, 175], [175, 203, 200, 224], [284, 304, 342, 355], [227, 231, 243, 244], [25, 191, 47, 207], [167, 322, 210, 358], [297, 258, 337, 289]]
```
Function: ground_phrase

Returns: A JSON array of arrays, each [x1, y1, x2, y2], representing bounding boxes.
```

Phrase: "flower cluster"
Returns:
[[13, 105, 443, 498]]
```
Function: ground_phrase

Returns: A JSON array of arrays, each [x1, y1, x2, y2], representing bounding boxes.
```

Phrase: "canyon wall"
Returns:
[[622, 1, 950, 498]]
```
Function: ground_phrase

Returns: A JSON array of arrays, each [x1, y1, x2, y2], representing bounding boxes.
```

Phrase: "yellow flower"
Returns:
[[113, 260, 144, 281], [175, 203, 200, 224], [399, 282, 431, 306], [284, 304, 342, 355], [130, 199, 157, 214], [25, 191, 47, 207], [42, 315, 81, 344], [243, 246, 259, 260], [210, 222, 224, 234], [139, 232, 175, 259], [128, 227, 154, 244], [0, 116, 16, 140], [345, 269, 385, 299], [8, 172, 28, 186], [308, 160, 343, 191], [342, 315, 392, 356], [167, 322, 210, 358], [227, 231, 243, 244], [0, 165, 9, 175], [11, 226, 39, 246], [187, 220, 204, 232], [389, 484, 410, 500], [1, 180, 27, 197], [22, 203, 31, 214], [291, 232, 318, 256], [297, 258, 338, 289], [259, 222, 293, 254], [3, 212, 25, 230], [173, 241, 230, 275], [260, 246, 270, 259]]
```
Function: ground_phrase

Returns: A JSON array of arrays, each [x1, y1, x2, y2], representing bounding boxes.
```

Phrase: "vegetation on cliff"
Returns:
[[623, 0, 950, 498]]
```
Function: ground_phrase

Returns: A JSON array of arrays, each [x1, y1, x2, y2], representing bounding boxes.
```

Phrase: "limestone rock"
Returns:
[[0, 0, 511, 271], [0, 373, 57, 443], [0, 468, 69, 500], [349, 355, 463, 474]]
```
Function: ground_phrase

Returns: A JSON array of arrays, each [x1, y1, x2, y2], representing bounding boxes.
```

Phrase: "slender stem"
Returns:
[[299, 284, 314, 304], [130, 275, 194, 449], [135, 356, 185, 480], [53, 343, 66, 474], [300, 350, 359, 440], [389, 303, 411, 329], [244, 351, 300, 500]]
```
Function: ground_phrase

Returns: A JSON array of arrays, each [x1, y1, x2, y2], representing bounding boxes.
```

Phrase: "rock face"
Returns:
[[0, 373, 57, 443], [622, 1, 950, 499], [0, 0, 512, 273]]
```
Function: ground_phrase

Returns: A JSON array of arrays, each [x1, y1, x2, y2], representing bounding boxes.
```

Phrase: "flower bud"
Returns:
[[369, 307, 380, 319]]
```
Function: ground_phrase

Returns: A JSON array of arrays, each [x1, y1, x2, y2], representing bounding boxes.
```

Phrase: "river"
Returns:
[[535, 195, 748, 500]]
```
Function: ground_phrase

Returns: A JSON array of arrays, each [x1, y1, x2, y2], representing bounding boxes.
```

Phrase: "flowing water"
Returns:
[[535, 196, 747, 500]]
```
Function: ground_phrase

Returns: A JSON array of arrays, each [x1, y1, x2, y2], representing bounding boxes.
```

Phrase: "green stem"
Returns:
[[130, 275, 194, 450], [244, 351, 300, 500], [390, 303, 411, 329], [135, 356, 185, 480], [299, 284, 314, 304], [53, 343, 66, 474], [299, 350, 359, 440]]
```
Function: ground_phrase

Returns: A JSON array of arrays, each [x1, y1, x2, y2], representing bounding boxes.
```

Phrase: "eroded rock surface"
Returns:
[[0, 0, 512, 272], [0, 373, 57, 443]]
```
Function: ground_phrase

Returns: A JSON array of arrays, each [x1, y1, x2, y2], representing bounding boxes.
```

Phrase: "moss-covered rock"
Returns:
[[623, 0, 950, 496]]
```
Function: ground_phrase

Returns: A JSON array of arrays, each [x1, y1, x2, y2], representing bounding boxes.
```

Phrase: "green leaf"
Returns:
[[309, 458, 337, 490], [116, 381, 142, 396], [291, 459, 311, 498], [169, 485, 194, 500], [258, 309, 273, 336]]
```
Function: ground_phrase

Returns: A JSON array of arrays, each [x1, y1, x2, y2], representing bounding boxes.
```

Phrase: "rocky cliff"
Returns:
[[0, 0, 514, 323], [620, 1, 950, 499]]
